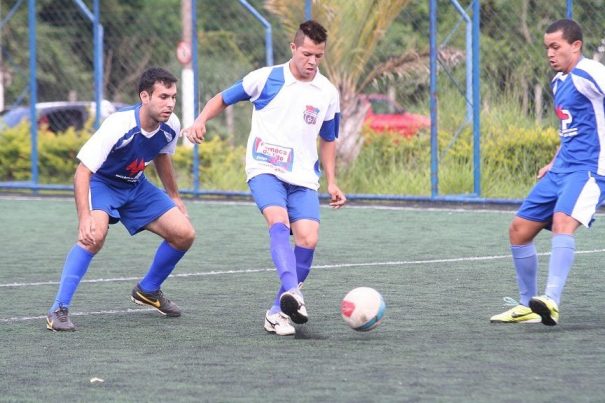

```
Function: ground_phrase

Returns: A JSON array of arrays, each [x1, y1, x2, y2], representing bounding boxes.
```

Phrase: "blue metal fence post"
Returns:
[[28, 0, 38, 188], [566, 0, 573, 19], [237, 0, 273, 66], [93, 0, 103, 129], [472, 0, 481, 196], [191, 0, 200, 195], [429, 0, 438, 198], [305, 0, 312, 20], [73, 0, 104, 129]]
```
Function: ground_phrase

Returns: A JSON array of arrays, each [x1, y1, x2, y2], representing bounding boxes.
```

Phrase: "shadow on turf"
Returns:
[[294, 325, 387, 340], [294, 326, 329, 340]]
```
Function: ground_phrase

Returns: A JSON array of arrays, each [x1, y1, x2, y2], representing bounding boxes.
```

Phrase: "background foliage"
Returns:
[[1, 0, 601, 198]]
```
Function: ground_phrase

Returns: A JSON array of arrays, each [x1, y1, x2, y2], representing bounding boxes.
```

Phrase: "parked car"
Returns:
[[362, 93, 430, 137], [0, 100, 116, 133]]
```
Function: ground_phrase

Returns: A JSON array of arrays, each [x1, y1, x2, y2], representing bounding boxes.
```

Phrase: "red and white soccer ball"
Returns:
[[340, 287, 386, 331]]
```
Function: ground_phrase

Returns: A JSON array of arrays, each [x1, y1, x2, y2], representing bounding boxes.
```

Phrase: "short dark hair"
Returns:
[[138, 67, 178, 95], [293, 20, 327, 46], [546, 19, 583, 46]]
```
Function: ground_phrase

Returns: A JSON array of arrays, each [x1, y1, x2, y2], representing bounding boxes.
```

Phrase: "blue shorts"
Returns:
[[248, 174, 320, 222], [517, 170, 605, 228], [90, 176, 176, 235]]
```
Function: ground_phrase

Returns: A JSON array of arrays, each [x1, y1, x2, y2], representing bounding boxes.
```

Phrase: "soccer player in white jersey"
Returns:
[[491, 19, 605, 326], [183, 20, 346, 336], [46, 67, 196, 331]]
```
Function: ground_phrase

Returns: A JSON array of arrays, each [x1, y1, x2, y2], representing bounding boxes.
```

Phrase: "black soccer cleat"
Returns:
[[131, 284, 181, 317]]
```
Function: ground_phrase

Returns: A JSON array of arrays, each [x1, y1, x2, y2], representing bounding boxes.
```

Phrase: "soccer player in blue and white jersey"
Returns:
[[46, 67, 196, 331], [491, 19, 605, 326], [183, 20, 346, 336]]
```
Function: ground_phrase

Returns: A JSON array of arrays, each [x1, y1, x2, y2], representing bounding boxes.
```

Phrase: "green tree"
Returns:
[[265, 0, 422, 166]]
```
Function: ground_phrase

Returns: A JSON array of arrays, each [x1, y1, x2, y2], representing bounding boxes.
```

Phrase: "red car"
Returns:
[[362, 94, 430, 137]]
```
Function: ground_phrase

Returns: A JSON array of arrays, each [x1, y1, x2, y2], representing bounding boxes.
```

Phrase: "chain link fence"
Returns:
[[1, 0, 604, 198]]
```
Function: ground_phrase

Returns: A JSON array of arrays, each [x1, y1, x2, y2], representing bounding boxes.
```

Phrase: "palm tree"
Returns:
[[265, 0, 414, 167]]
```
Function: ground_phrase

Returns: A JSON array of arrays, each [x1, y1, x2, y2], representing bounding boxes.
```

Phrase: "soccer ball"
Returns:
[[340, 287, 385, 331]]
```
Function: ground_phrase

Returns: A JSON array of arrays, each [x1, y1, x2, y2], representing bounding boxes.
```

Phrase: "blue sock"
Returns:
[[511, 243, 538, 306], [50, 244, 94, 312], [545, 234, 575, 305], [139, 241, 187, 293], [269, 223, 298, 306], [271, 245, 315, 312]]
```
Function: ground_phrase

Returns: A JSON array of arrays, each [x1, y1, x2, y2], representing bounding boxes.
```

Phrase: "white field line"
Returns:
[[3, 248, 605, 324], [0, 308, 155, 323], [4, 248, 605, 289]]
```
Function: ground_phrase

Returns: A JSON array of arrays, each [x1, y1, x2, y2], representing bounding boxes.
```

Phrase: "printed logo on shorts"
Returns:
[[303, 105, 320, 125], [252, 137, 294, 172]]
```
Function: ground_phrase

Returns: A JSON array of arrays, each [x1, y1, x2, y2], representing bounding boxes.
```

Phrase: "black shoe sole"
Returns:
[[529, 299, 557, 326], [280, 294, 308, 324]]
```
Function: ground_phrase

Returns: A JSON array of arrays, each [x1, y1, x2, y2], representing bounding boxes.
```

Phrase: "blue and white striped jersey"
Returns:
[[77, 104, 180, 187], [551, 57, 605, 175]]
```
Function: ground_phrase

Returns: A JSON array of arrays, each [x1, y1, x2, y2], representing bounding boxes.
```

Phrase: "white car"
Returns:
[[0, 100, 117, 132]]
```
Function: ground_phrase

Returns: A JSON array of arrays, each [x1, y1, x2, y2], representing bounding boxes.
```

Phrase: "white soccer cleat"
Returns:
[[280, 288, 308, 324], [264, 310, 295, 336]]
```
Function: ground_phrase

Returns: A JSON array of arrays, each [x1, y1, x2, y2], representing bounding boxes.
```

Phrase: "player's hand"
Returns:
[[173, 197, 189, 218], [537, 162, 553, 179], [182, 122, 206, 144], [328, 183, 347, 209], [78, 213, 96, 246]]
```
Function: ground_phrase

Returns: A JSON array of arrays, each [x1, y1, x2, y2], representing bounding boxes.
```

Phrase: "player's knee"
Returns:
[[295, 233, 318, 249], [171, 224, 196, 250], [79, 237, 105, 255]]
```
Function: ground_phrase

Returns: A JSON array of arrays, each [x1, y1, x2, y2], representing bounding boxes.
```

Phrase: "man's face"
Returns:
[[140, 82, 177, 122], [544, 30, 582, 74], [289, 36, 326, 81]]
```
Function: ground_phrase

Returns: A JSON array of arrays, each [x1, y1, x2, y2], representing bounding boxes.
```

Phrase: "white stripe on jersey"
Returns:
[[572, 59, 605, 175]]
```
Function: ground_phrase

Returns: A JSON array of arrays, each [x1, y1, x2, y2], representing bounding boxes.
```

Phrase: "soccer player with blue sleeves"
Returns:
[[46, 67, 196, 331], [491, 19, 605, 326], [183, 20, 346, 336]]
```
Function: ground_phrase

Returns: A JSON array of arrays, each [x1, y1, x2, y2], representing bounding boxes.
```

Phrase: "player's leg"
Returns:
[[278, 186, 320, 324], [248, 174, 299, 332], [491, 175, 554, 324], [47, 210, 110, 331], [289, 185, 320, 286], [531, 171, 605, 325], [122, 181, 195, 316]]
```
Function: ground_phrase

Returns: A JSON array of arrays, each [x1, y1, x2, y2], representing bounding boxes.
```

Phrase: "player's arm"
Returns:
[[185, 70, 263, 144], [320, 138, 346, 208], [73, 163, 96, 246], [537, 146, 560, 179], [184, 93, 228, 144], [153, 153, 187, 216]]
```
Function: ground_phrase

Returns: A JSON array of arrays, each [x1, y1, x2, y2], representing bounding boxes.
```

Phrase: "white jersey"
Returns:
[[222, 61, 340, 190], [77, 104, 180, 186]]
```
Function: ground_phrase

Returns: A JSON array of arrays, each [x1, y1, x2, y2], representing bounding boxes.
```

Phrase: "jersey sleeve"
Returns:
[[319, 87, 341, 141], [573, 60, 605, 99], [76, 114, 127, 173], [221, 67, 272, 106]]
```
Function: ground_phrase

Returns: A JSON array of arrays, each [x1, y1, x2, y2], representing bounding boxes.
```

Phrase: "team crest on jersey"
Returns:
[[303, 105, 320, 125]]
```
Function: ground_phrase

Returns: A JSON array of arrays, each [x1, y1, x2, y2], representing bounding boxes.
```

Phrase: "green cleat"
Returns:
[[529, 295, 559, 326], [490, 304, 541, 324], [131, 284, 181, 317]]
